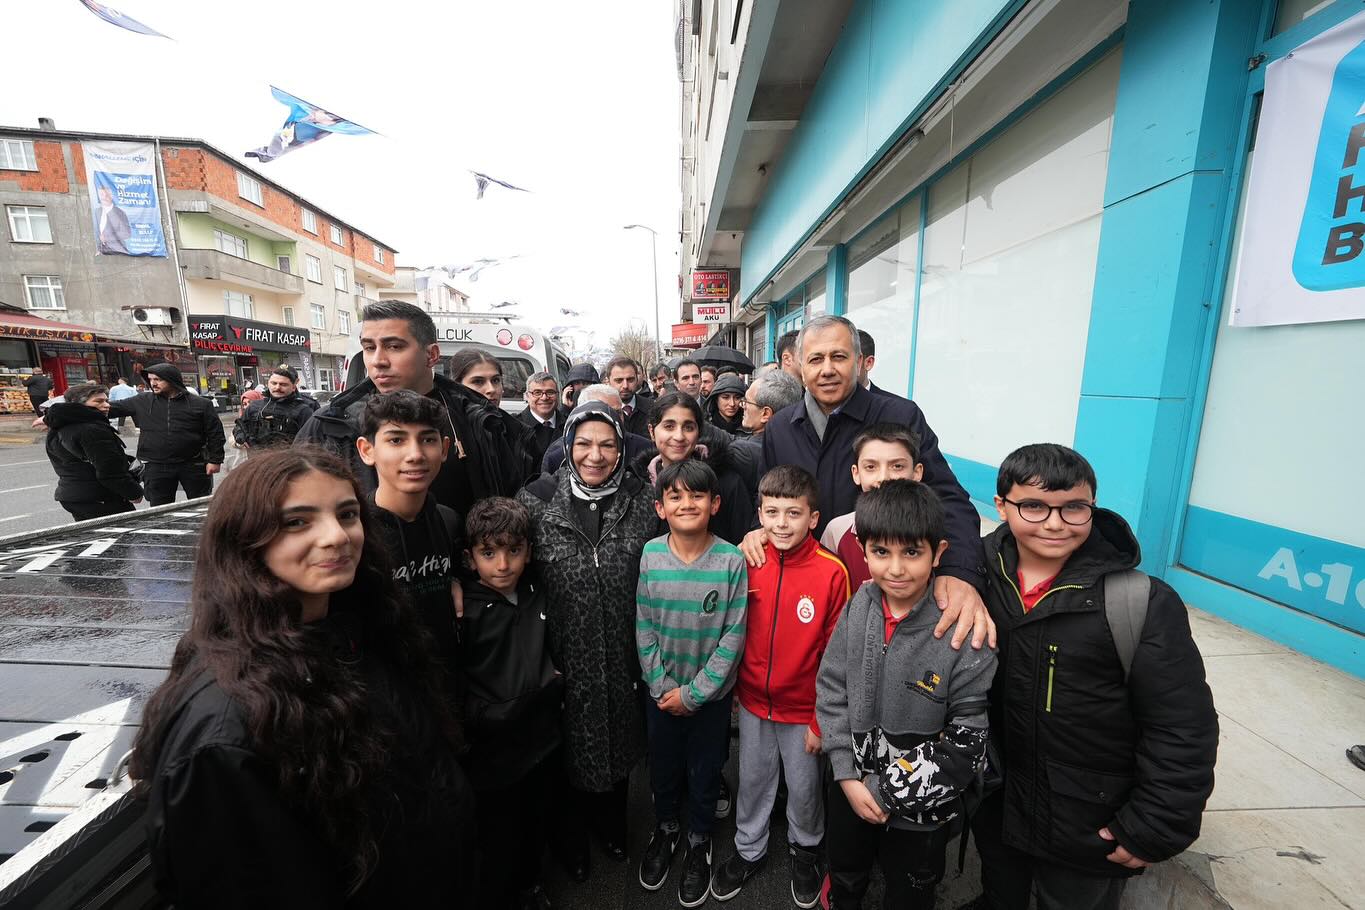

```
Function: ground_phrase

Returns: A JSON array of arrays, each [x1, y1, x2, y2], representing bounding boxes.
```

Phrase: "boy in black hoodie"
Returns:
[[355, 391, 463, 673], [972, 444, 1217, 910], [460, 497, 562, 910]]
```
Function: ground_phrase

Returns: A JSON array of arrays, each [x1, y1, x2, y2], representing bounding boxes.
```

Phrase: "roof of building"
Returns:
[[0, 124, 398, 253]]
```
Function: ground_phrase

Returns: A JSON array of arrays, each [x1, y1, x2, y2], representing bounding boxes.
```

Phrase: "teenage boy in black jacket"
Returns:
[[106, 362, 224, 505], [460, 497, 562, 910], [973, 444, 1217, 910]]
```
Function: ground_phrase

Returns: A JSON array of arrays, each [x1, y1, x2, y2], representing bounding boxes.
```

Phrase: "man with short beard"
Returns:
[[233, 366, 318, 454], [106, 363, 224, 505]]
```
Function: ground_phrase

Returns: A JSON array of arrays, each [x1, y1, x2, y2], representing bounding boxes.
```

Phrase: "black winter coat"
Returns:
[[107, 363, 225, 465], [142, 609, 475, 907], [44, 402, 143, 504], [981, 510, 1218, 877], [630, 425, 752, 546], [759, 384, 984, 586], [702, 374, 748, 437], [459, 577, 563, 790], [516, 468, 655, 792], [295, 376, 526, 515], [232, 391, 318, 449]]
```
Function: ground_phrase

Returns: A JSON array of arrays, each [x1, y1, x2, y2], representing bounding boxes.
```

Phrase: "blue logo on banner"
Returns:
[[1294, 38, 1365, 290]]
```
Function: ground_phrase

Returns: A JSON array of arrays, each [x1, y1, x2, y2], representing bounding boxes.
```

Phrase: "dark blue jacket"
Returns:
[[758, 384, 985, 588]]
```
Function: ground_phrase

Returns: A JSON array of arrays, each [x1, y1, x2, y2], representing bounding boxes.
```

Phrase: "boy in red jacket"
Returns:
[[710, 465, 851, 908]]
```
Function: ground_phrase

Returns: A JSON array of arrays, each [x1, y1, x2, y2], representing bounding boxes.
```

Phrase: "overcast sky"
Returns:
[[4, 1, 682, 345]]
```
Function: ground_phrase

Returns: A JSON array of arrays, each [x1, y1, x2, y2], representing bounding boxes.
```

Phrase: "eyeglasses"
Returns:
[[527, 390, 558, 399], [742, 398, 762, 409], [1001, 498, 1094, 525]]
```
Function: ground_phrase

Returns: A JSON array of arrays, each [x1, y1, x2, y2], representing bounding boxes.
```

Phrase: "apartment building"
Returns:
[[378, 266, 470, 314], [0, 122, 396, 396]]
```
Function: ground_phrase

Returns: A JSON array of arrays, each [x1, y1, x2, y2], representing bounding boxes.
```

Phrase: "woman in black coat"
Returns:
[[517, 401, 658, 879], [130, 448, 474, 907], [633, 391, 752, 545], [44, 383, 143, 520]]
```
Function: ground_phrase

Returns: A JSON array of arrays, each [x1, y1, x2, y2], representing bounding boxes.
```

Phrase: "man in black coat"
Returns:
[[106, 362, 224, 506], [756, 315, 992, 646], [22, 367, 53, 415], [44, 383, 143, 520], [295, 300, 524, 515], [232, 366, 318, 454], [517, 370, 565, 471], [603, 355, 652, 438]]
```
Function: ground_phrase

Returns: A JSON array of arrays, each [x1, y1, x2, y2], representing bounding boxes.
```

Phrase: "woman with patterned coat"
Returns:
[[517, 400, 657, 882]]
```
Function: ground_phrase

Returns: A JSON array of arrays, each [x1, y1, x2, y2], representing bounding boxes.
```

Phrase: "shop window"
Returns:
[[214, 229, 248, 259], [7, 205, 51, 243], [306, 255, 322, 283], [748, 320, 767, 363], [301, 208, 317, 234], [847, 198, 919, 397], [1183, 125, 1365, 631], [1273, 0, 1336, 35], [912, 50, 1120, 468], [237, 172, 263, 206], [311, 304, 327, 329], [317, 367, 334, 390], [0, 139, 37, 171], [223, 290, 254, 319], [24, 275, 64, 310]]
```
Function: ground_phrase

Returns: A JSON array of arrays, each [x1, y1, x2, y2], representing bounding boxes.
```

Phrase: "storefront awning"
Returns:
[[0, 312, 102, 344]]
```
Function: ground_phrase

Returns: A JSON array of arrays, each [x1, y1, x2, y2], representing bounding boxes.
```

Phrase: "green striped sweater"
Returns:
[[636, 534, 748, 712]]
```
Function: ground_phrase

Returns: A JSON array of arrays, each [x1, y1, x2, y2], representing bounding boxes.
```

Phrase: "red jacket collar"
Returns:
[[763, 531, 821, 566]]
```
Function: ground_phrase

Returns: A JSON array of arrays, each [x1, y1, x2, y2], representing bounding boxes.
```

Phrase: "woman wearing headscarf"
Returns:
[[517, 401, 657, 881]]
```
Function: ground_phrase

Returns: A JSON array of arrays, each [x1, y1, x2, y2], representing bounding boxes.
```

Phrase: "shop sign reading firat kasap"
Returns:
[[189, 316, 311, 353]]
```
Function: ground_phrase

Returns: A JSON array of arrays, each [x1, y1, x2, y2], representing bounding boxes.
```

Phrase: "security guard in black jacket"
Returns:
[[232, 366, 318, 453], [107, 362, 225, 506]]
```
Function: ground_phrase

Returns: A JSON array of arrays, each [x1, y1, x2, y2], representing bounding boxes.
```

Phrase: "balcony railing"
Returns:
[[180, 248, 305, 295]]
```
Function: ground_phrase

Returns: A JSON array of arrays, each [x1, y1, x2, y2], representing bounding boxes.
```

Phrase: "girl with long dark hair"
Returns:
[[130, 447, 474, 907]]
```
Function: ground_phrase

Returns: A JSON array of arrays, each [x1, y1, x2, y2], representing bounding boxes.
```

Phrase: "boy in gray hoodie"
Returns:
[[816, 480, 997, 909]]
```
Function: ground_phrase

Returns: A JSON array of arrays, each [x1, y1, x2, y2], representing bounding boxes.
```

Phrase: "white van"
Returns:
[[343, 313, 572, 414]]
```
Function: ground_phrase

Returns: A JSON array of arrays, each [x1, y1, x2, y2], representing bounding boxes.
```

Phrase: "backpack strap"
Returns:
[[1104, 569, 1151, 683]]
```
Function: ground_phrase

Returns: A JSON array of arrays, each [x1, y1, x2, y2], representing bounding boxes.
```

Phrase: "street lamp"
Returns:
[[623, 224, 662, 361]]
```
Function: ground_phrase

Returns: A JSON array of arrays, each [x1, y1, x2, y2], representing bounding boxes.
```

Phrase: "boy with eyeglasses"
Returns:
[[970, 443, 1217, 910]]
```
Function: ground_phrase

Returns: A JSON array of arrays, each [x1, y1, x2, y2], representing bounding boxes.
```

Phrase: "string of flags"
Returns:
[[245, 87, 377, 163]]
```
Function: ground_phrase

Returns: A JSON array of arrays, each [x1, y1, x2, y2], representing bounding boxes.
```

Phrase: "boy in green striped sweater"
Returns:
[[636, 459, 749, 907]]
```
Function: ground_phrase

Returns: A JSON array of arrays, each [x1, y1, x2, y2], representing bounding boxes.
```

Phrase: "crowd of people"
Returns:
[[99, 300, 1218, 909]]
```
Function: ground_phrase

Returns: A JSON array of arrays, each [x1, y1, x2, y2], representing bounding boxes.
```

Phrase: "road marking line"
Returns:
[[0, 484, 46, 494], [0, 513, 33, 523], [0, 459, 48, 467]]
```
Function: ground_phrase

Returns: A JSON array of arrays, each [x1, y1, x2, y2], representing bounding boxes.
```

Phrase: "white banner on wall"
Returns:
[[1230, 12, 1365, 327], [83, 140, 167, 258]]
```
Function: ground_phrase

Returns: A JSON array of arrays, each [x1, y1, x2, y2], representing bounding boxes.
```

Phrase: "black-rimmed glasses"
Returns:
[[1001, 497, 1094, 525]]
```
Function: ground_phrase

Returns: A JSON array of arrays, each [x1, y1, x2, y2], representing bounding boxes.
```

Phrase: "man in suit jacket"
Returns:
[[603, 355, 652, 438], [95, 185, 132, 255], [518, 370, 565, 470]]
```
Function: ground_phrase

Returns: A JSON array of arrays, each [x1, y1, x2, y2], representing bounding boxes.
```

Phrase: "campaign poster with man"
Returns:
[[83, 139, 168, 257]]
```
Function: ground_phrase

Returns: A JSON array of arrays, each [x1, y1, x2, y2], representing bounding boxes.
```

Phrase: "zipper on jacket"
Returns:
[[997, 553, 1083, 613], [1045, 644, 1057, 712], [764, 551, 786, 720]]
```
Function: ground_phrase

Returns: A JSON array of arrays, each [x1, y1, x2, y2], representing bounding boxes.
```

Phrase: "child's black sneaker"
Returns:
[[714, 778, 732, 819], [640, 826, 682, 891], [516, 884, 553, 910], [709, 851, 766, 901], [678, 836, 713, 908], [789, 843, 822, 909]]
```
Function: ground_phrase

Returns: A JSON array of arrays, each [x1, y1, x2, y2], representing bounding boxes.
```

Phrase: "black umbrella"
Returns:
[[693, 345, 755, 373]]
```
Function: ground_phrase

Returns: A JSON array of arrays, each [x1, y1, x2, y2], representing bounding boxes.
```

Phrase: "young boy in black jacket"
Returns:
[[973, 444, 1217, 910], [460, 497, 563, 910]]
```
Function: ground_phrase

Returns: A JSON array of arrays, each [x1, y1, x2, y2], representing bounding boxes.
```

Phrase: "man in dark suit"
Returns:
[[95, 185, 132, 255], [517, 370, 564, 470], [603, 355, 652, 438]]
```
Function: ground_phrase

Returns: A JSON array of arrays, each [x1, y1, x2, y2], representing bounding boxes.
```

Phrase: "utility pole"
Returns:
[[624, 224, 662, 361]]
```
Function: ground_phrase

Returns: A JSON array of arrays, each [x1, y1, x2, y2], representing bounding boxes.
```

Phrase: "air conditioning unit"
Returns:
[[132, 307, 174, 326]]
